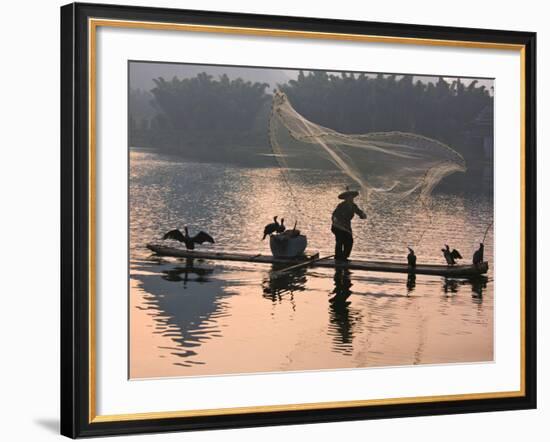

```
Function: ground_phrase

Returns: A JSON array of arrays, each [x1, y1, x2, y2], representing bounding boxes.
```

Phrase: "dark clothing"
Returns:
[[332, 225, 354, 260], [331, 200, 365, 260], [331, 201, 366, 233]]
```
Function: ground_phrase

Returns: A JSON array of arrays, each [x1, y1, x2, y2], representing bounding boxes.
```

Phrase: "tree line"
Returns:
[[280, 71, 492, 149], [130, 73, 272, 164], [130, 70, 493, 183]]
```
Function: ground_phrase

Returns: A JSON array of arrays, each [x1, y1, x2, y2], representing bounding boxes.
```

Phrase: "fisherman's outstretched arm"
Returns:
[[354, 204, 367, 219]]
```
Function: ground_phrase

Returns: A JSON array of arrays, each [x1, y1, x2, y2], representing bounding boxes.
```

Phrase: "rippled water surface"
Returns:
[[130, 149, 494, 378]]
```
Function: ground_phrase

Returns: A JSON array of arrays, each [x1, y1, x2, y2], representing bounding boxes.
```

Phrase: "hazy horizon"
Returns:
[[130, 61, 494, 94]]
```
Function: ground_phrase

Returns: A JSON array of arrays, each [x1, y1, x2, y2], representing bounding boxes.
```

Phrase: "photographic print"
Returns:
[[129, 61, 495, 379], [61, 5, 536, 436]]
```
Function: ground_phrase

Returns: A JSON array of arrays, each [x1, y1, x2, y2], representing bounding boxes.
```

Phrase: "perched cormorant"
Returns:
[[407, 247, 417, 268], [276, 218, 286, 234], [262, 216, 280, 240], [163, 226, 215, 250], [441, 244, 462, 265], [473, 243, 484, 266]]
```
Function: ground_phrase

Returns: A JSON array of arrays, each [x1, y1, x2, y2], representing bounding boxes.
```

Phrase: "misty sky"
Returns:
[[129, 61, 494, 94]]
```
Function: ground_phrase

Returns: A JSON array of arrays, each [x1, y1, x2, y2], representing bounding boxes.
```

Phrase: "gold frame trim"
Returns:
[[88, 18, 527, 424]]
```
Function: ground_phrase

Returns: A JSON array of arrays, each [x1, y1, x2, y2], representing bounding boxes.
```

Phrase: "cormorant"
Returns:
[[407, 247, 417, 268], [473, 243, 484, 266], [163, 226, 215, 250], [276, 218, 286, 234], [262, 216, 280, 240], [441, 244, 462, 265]]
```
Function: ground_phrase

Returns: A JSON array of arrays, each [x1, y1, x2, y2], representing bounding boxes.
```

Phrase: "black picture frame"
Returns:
[[61, 2, 537, 438]]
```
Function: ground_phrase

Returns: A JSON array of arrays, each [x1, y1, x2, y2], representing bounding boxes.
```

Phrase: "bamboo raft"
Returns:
[[147, 244, 489, 278]]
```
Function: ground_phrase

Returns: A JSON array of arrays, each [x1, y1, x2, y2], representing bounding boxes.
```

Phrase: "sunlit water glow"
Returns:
[[130, 149, 494, 378]]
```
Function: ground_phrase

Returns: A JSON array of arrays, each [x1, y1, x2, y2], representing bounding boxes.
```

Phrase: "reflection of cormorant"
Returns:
[[441, 276, 488, 299], [407, 247, 417, 268], [473, 243, 484, 266], [262, 263, 307, 301], [471, 275, 488, 300], [443, 277, 459, 294], [406, 273, 416, 294], [262, 216, 280, 240], [163, 227, 215, 250], [132, 259, 229, 367], [161, 258, 215, 286], [328, 268, 359, 355], [441, 244, 462, 265]]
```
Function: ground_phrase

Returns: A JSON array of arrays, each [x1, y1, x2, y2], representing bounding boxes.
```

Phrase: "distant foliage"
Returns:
[[129, 70, 493, 188], [152, 73, 270, 130], [279, 71, 492, 148], [129, 88, 156, 132]]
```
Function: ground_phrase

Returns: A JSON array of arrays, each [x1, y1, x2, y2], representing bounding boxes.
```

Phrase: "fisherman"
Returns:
[[331, 188, 367, 262]]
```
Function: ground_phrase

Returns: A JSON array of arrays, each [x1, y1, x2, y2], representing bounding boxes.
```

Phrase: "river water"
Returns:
[[129, 149, 494, 379]]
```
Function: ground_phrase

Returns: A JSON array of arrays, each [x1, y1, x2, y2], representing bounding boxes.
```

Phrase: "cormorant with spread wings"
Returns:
[[441, 244, 462, 265], [163, 226, 215, 250]]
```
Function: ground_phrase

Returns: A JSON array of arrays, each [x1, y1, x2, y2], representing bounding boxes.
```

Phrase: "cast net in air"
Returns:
[[268, 90, 467, 246]]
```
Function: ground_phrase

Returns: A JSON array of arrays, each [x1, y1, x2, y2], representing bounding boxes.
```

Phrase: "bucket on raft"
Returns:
[[269, 231, 307, 258]]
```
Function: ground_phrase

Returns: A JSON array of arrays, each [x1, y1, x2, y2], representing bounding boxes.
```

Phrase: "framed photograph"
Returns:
[[60, 2, 536, 438]]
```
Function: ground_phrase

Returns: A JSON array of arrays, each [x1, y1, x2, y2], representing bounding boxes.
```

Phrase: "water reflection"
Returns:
[[161, 258, 214, 286], [132, 258, 494, 376], [130, 153, 494, 377], [443, 278, 459, 295], [471, 276, 488, 301], [443, 276, 488, 301], [329, 268, 353, 305], [328, 269, 362, 355], [132, 259, 232, 368], [262, 264, 307, 302], [406, 273, 416, 295]]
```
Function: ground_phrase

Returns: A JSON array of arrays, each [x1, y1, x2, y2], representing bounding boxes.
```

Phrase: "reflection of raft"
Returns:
[[146, 244, 488, 278], [269, 232, 307, 258]]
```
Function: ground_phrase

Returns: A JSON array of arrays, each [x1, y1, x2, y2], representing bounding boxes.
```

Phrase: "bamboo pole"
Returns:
[[272, 255, 335, 276]]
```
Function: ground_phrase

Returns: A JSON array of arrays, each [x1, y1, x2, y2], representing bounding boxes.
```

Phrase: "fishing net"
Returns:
[[268, 91, 467, 245]]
